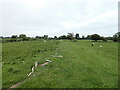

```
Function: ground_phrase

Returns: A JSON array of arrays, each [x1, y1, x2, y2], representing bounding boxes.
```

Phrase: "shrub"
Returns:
[[10, 38, 17, 42], [73, 39, 77, 42]]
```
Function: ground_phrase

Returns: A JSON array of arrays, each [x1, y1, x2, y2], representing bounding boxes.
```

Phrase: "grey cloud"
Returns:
[[1, 0, 118, 37]]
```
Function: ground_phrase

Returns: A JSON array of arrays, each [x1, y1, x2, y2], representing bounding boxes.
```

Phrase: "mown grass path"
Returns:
[[53, 40, 118, 88]]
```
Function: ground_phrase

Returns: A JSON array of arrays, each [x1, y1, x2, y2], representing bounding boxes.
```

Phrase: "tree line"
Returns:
[[1, 32, 120, 43], [57, 32, 120, 42]]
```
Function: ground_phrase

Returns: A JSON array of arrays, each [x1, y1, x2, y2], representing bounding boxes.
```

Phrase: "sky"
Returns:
[[0, 0, 119, 37]]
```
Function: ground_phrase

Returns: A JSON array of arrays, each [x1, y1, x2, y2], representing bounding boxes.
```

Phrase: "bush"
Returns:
[[113, 37, 119, 42], [30, 38, 37, 41], [10, 38, 17, 42], [91, 34, 101, 42], [113, 32, 120, 42], [101, 37, 107, 42], [23, 37, 30, 41], [73, 39, 77, 42], [103, 39, 107, 42]]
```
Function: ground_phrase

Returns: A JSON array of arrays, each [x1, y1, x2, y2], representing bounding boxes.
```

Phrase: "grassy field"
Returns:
[[2, 40, 118, 88]]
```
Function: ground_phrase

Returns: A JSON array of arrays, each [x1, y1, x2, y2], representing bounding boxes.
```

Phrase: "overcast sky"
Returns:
[[0, 0, 119, 37]]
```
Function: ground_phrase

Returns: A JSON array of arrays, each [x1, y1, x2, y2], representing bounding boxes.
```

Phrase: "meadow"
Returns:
[[2, 40, 118, 88]]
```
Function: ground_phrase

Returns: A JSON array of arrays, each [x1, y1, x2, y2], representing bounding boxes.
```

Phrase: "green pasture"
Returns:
[[2, 40, 118, 88]]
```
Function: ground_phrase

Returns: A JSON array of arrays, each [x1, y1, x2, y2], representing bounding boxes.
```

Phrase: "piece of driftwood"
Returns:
[[41, 62, 49, 66], [46, 59, 52, 62], [28, 66, 35, 76], [41, 59, 52, 66], [35, 62, 38, 67], [28, 60, 52, 76]]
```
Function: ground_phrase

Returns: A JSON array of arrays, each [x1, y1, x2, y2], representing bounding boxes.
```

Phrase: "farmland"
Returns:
[[2, 40, 118, 88]]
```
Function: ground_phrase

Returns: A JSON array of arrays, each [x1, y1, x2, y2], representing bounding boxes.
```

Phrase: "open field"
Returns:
[[2, 40, 118, 88]]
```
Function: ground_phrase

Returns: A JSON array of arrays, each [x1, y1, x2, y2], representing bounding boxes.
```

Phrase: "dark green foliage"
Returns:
[[75, 33, 80, 39], [35, 36, 44, 39], [10, 38, 17, 42], [8, 68, 20, 73], [8, 68, 14, 72], [101, 37, 107, 42], [106, 37, 113, 40], [113, 32, 120, 42], [0, 36, 3, 38], [13, 70, 20, 73], [67, 33, 74, 40], [82, 35, 85, 39], [19, 34, 28, 41], [11, 35, 18, 38], [91, 34, 101, 41], [58, 35, 68, 39], [54, 36, 57, 39], [44, 35, 48, 39], [86, 35, 91, 39], [30, 38, 37, 41], [19, 34, 26, 39], [113, 37, 119, 42], [11, 62, 16, 65]]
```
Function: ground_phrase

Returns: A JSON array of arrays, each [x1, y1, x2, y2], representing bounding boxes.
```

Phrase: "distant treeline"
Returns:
[[0, 32, 120, 43]]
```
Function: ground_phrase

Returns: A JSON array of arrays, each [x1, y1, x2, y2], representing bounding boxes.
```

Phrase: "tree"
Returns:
[[35, 36, 44, 39], [59, 35, 68, 39], [101, 37, 107, 42], [106, 37, 113, 40], [19, 34, 27, 41], [11, 35, 17, 38], [91, 34, 101, 41], [0, 36, 3, 39], [67, 33, 74, 40], [30, 38, 37, 41], [54, 36, 57, 39], [82, 35, 85, 39], [86, 35, 91, 39], [44, 35, 48, 39], [75, 33, 80, 39], [19, 34, 26, 38], [113, 32, 120, 42], [10, 35, 18, 42], [35, 36, 39, 38]]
